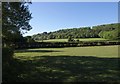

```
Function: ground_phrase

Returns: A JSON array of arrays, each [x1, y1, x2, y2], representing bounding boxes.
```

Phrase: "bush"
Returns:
[[97, 42, 102, 46], [76, 39, 80, 43], [2, 47, 14, 64]]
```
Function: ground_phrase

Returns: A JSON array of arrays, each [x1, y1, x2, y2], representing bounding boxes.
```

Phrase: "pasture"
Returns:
[[14, 45, 119, 58], [36, 38, 108, 42], [3, 45, 120, 82]]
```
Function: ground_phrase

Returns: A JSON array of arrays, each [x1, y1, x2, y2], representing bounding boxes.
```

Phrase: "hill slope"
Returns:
[[32, 23, 119, 40]]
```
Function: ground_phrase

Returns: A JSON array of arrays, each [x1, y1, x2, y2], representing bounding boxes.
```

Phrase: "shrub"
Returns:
[[97, 42, 102, 46], [2, 47, 14, 64], [76, 39, 80, 43]]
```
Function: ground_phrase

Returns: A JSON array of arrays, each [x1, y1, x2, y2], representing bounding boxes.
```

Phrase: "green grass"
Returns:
[[3, 45, 120, 82], [36, 38, 108, 42], [14, 45, 119, 58]]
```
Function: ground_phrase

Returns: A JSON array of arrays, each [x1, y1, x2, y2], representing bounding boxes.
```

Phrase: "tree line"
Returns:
[[32, 23, 120, 41]]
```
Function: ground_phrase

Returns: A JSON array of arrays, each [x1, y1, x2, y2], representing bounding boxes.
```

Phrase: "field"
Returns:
[[36, 38, 108, 42], [6, 45, 119, 82], [14, 45, 119, 58]]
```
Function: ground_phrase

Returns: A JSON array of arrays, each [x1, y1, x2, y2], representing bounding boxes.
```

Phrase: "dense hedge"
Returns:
[[15, 41, 120, 49]]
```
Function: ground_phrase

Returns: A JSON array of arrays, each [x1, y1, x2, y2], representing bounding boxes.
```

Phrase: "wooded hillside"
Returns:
[[32, 23, 120, 40]]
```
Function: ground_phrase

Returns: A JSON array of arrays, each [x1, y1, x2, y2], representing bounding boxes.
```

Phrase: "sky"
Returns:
[[24, 2, 118, 36]]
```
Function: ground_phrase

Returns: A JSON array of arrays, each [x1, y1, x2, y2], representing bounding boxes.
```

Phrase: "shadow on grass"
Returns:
[[15, 49, 62, 53], [3, 56, 120, 83]]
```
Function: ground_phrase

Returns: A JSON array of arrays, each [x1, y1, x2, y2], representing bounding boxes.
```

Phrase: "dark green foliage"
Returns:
[[68, 35, 75, 42], [2, 2, 32, 47], [92, 23, 118, 33], [32, 23, 119, 41], [14, 41, 120, 49], [24, 36, 35, 43], [2, 2, 32, 66], [99, 29, 120, 40], [76, 39, 80, 43], [2, 47, 14, 64]]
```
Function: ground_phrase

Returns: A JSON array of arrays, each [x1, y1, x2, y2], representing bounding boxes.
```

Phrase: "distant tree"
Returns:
[[32, 23, 119, 40], [99, 29, 120, 40], [24, 36, 35, 43], [43, 32, 47, 35], [68, 35, 74, 42], [76, 39, 80, 43]]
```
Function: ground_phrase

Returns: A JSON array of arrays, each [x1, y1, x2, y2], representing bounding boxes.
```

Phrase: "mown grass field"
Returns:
[[4, 45, 119, 82], [36, 38, 108, 42], [14, 45, 119, 58]]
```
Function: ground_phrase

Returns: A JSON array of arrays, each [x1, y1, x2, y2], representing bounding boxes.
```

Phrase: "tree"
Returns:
[[98, 29, 120, 40], [76, 39, 80, 43], [24, 36, 35, 43], [2, 2, 32, 47], [31, 23, 119, 40], [2, 2, 32, 63], [68, 35, 74, 42]]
